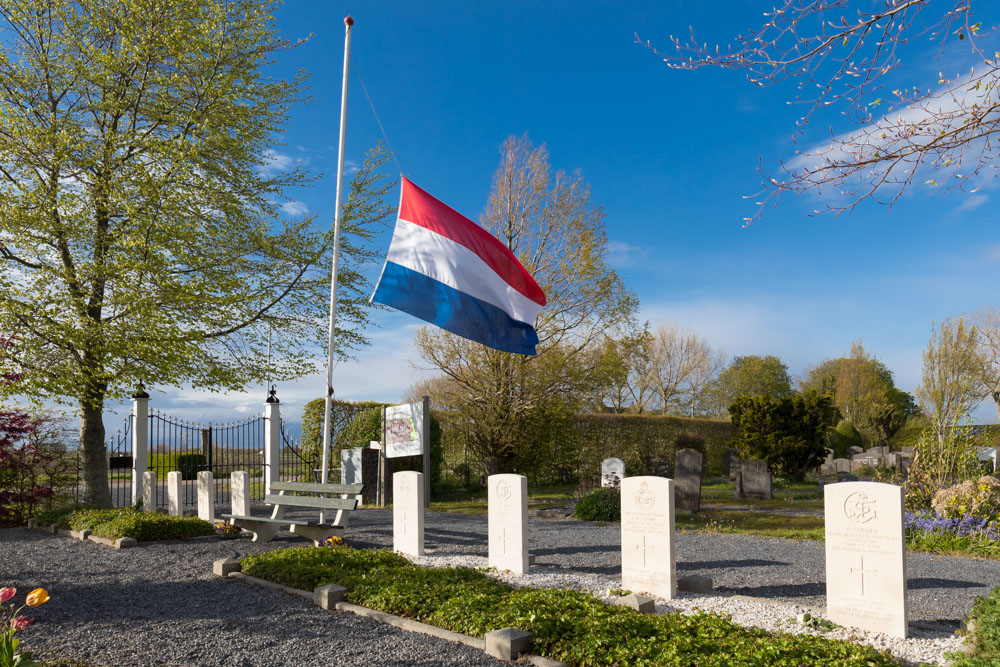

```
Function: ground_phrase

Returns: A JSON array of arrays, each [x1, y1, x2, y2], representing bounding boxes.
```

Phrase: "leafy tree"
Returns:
[[729, 391, 840, 480], [642, 2, 999, 222], [0, 1, 394, 506], [706, 354, 793, 416], [415, 136, 637, 475], [300, 399, 389, 471], [917, 318, 980, 446]]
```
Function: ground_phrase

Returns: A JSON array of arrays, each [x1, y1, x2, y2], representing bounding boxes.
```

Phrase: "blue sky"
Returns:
[[105, 1, 1000, 433]]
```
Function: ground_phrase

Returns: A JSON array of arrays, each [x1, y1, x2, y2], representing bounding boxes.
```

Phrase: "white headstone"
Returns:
[[488, 474, 528, 574], [197, 470, 215, 523], [601, 458, 625, 488], [977, 446, 997, 472], [341, 447, 364, 506], [142, 471, 156, 511], [167, 471, 183, 516], [824, 481, 907, 638], [620, 476, 676, 600], [231, 471, 250, 518], [393, 471, 424, 557]]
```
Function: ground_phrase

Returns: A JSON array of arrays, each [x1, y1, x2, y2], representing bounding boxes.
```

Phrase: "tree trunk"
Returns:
[[79, 401, 111, 507], [993, 391, 1000, 423]]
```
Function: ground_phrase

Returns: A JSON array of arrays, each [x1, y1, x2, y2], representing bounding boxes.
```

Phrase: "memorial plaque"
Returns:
[[824, 481, 907, 638], [674, 449, 703, 513], [601, 458, 625, 488], [488, 474, 528, 574], [620, 476, 676, 600], [736, 459, 772, 499], [393, 471, 424, 557]]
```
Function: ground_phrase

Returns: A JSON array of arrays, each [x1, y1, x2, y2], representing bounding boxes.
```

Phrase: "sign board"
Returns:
[[384, 402, 424, 458]]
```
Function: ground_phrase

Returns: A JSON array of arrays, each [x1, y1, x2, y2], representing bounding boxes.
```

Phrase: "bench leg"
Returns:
[[290, 524, 344, 547], [233, 519, 281, 543]]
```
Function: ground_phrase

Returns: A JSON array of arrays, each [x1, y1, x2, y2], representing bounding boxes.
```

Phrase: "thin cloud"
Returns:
[[607, 241, 648, 268], [260, 150, 294, 177], [280, 200, 310, 217]]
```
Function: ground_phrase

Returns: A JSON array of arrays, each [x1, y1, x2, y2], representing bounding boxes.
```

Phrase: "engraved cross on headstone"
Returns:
[[850, 556, 878, 596], [399, 511, 407, 535], [497, 528, 507, 554], [636, 535, 654, 567]]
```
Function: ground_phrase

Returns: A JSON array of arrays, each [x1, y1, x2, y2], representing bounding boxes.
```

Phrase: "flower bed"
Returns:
[[905, 511, 1000, 559]]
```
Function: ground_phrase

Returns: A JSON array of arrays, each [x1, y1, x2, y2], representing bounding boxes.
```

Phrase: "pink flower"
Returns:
[[11, 616, 33, 631], [0, 587, 14, 603]]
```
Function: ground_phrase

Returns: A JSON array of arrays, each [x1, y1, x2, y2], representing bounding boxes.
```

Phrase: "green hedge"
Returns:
[[241, 546, 894, 666], [66, 508, 215, 541]]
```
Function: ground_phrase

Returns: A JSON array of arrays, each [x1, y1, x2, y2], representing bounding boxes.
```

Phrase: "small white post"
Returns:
[[197, 471, 215, 522], [142, 471, 156, 512], [231, 471, 250, 518], [131, 385, 150, 507], [167, 471, 182, 516], [264, 388, 281, 497]]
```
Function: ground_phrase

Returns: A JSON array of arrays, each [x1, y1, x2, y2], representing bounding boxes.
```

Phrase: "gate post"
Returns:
[[264, 387, 280, 496], [131, 384, 150, 507]]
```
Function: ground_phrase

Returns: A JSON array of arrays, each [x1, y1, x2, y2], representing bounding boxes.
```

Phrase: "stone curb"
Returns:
[[30, 522, 241, 548], [225, 568, 568, 666]]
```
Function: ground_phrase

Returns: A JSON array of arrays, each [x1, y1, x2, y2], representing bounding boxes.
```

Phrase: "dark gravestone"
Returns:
[[361, 447, 381, 505], [728, 455, 743, 483], [735, 458, 772, 499], [674, 448, 704, 513], [723, 449, 740, 480], [646, 454, 671, 478]]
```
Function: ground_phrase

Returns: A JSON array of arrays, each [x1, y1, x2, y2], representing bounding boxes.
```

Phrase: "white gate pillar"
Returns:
[[264, 387, 281, 496], [131, 385, 150, 507]]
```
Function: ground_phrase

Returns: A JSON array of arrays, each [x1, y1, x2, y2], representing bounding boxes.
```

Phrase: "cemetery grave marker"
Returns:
[[735, 459, 772, 499], [674, 449, 703, 513], [488, 474, 528, 574], [601, 457, 625, 488], [621, 476, 676, 599], [824, 481, 907, 638], [393, 471, 424, 557]]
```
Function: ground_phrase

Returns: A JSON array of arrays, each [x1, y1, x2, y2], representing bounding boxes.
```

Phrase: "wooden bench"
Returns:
[[221, 481, 363, 546]]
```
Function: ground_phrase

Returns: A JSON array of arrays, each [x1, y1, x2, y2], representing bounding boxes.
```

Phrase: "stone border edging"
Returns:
[[27, 520, 245, 549], [225, 568, 567, 666]]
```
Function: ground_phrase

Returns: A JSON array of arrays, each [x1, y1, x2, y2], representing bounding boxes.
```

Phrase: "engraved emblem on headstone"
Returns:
[[496, 480, 511, 501], [633, 481, 655, 508], [844, 491, 877, 524], [399, 477, 410, 495]]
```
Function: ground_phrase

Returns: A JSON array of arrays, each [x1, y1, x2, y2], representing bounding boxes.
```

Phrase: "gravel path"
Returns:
[[4, 509, 1000, 666]]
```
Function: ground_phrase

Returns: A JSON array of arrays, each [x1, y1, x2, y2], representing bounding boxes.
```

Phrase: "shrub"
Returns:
[[904, 423, 982, 511], [174, 453, 207, 480], [574, 487, 621, 522], [66, 508, 214, 541], [932, 476, 1000, 521], [829, 420, 863, 458], [949, 586, 1000, 666]]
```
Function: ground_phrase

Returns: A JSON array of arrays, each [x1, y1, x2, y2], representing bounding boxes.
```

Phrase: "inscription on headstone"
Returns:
[[824, 481, 907, 638], [620, 476, 676, 600], [674, 449, 703, 513], [393, 471, 424, 557], [488, 474, 528, 574], [601, 458, 625, 488]]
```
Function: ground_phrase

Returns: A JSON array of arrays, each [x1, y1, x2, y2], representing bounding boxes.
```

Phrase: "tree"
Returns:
[[969, 306, 1000, 421], [729, 391, 840, 480], [800, 341, 916, 446], [641, 2, 998, 223], [917, 318, 980, 445], [648, 322, 719, 416], [706, 354, 793, 416], [415, 136, 637, 475], [0, 1, 395, 506]]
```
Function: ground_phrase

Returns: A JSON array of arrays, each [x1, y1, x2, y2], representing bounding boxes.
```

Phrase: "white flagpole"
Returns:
[[320, 15, 354, 495]]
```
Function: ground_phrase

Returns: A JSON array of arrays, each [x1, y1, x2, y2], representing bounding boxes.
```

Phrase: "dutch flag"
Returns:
[[371, 178, 546, 355]]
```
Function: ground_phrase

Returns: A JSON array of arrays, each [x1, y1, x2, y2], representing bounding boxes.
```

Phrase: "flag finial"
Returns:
[[344, 15, 354, 27]]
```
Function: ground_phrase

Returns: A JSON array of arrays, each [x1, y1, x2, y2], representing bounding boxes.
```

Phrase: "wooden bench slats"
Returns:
[[270, 481, 362, 495], [263, 494, 357, 511], [220, 514, 315, 527]]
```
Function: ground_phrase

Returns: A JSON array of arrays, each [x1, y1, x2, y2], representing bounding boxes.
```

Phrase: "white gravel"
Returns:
[[406, 551, 967, 667]]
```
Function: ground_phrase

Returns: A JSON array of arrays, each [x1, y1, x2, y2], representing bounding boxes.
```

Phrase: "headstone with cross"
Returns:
[[620, 476, 676, 600], [488, 474, 528, 574], [393, 471, 424, 557], [824, 480, 908, 637]]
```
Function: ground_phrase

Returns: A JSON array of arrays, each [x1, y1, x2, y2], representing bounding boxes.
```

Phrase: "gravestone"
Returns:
[[824, 481, 907, 638], [728, 455, 743, 483], [142, 471, 156, 511], [901, 446, 915, 457], [847, 446, 864, 458], [488, 474, 528, 574], [620, 476, 676, 599], [735, 459, 772, 499], [601, 458, 625, 488], [393, 471, 424, 557], [197, 470, 214, 522], [834, 458, 851, 474], [646, 454, 671, 478], [976, 447, 997, 473], [341, 447, 379, 506], [723, 449, 740, 478], [167, 471, 183, 516], [231, 471, 251, 518], [674, 449, 703, 513]]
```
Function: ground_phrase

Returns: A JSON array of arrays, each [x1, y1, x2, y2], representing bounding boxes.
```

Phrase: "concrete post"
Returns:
[[142, 471, 156, 512], [167, 471, 182, 516], [197, 470, 215, 522], [264, 387, 281, 497], [131, 385, 150, 507], [231, 471, 250, 518]]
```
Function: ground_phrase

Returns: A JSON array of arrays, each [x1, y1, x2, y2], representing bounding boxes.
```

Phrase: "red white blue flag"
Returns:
[[371, 178, 546, 355]]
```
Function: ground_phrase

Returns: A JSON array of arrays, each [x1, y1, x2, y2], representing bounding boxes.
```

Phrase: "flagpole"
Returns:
[[320, 15, 354, 498]]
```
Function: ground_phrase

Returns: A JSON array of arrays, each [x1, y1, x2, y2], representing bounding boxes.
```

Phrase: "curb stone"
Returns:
[[224, 566, 568, 666]]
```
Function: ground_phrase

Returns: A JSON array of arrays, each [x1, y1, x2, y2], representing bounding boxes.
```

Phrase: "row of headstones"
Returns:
[[391, 471, 908, 638], [818, 446, 915, 476], [138, 470, 247, 523]]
